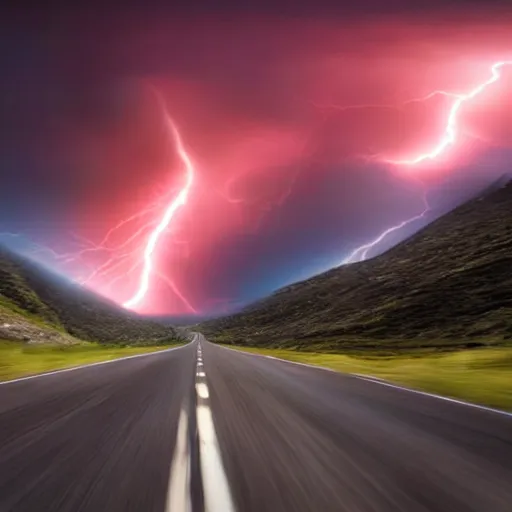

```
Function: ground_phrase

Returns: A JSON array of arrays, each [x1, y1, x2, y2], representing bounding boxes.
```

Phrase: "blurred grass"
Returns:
[[0, 340, 178, 381], [229, 345, 512, 411]]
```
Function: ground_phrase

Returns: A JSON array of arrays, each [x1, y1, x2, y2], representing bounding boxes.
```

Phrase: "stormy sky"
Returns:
[[1, 1, 511, 315]]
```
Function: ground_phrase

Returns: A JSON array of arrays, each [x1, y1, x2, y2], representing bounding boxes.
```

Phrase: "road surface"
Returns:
[[0, 333, 511, 511]]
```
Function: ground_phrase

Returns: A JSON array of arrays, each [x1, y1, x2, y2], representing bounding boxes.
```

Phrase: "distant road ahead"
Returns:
[[0, 334, 511, 511]]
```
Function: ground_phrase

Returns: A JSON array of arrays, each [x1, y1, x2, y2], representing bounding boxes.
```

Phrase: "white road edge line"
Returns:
[[356, 376, 512, 418], [213, 339, 512, 419], [195, 341, 236, 512], [166, 408, 192, 512], [216, 342, 336, 373], [0, 336, 195, 386]]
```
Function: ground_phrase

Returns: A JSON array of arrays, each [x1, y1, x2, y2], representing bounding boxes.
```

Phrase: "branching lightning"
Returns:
[[123, 94, 195, 309], [4, 92, 198, 314], [6, 60, 511, 310], [341, 193, 430, 264], [340, 60, 512, 266], [386, 60, 512, 165]]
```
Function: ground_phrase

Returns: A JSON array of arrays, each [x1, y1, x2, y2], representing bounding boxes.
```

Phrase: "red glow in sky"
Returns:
[[10, 12, 512, 315], [384, 60, 512, 167], [340, 60, 512, 264], [123, 93, 195, 310]]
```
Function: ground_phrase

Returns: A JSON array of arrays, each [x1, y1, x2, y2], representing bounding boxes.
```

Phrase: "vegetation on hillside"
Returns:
[[0, 256, 61, 327], [0, 248, 177, 345], [201, 181, 512, 350]]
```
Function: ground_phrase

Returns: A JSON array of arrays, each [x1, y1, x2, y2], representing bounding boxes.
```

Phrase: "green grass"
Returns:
[[0, 341, 180, 381], [228, 345, 512, 411]]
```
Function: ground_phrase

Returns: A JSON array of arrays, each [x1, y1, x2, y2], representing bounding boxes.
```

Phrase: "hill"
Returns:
[[0, 248, 177, 345], [200, 180, 512, 351]]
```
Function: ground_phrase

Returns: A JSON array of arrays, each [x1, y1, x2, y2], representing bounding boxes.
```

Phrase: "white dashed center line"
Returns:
[[166, 336, 236, 511], [195, 342, 235, 512], [166, 409, 192, 512], [196, 382, 210, 399]]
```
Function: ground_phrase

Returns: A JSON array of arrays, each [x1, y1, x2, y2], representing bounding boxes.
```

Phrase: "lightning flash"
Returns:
[[386, 60, 512, 165], [17, 92, 198, 313], [123, 97, 195, 309], [341, 205, 429, 264], [7, 60, 511, 310], [342, 60, 512, 265]]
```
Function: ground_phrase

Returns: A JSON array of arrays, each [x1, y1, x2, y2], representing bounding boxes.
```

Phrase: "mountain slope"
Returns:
[[200, 181, 512, 350], [0, 248, 177, 344]]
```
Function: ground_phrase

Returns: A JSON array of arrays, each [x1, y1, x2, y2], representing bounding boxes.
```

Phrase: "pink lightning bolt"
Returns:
[[341, 191, 430, 265], [123, 95, 195, 309], [386, 60, 512, 165], [5, 92, 197, 313], [341, 206, 429, 264], [341, 60, 512, 266]]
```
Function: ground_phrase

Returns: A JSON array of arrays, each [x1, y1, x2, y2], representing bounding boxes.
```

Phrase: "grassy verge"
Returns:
[[0, 341, 181, 381], [228, 345, 512, 411]]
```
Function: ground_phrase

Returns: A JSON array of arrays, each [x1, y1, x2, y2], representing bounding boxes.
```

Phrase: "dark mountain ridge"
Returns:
[[200, 179, 512, 350], [0, 247, 177, 344]]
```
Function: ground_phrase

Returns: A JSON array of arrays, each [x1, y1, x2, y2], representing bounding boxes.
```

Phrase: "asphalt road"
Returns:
[[1, 334, 511, 512], [0, 342, 198, 512]]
